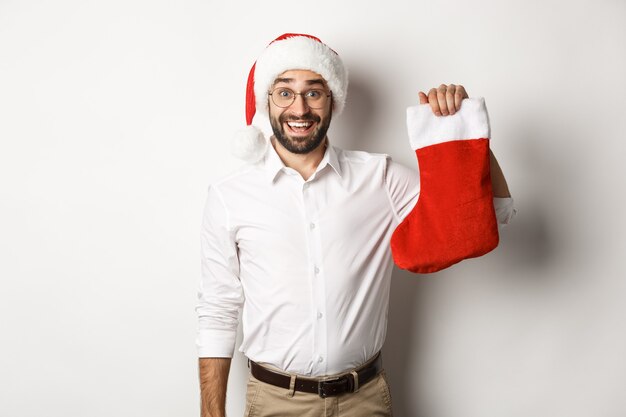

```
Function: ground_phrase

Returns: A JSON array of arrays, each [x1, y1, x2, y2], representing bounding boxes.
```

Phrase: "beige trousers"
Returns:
[[243, 369, 393, 417]]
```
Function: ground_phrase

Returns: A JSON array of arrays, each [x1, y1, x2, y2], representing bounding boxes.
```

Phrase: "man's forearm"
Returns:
[[199, 357, 232, 417], [489, 150, 511, 198]]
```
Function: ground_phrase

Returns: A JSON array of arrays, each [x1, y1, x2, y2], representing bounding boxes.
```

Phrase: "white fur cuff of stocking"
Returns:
[[406, 97, 491, 150]]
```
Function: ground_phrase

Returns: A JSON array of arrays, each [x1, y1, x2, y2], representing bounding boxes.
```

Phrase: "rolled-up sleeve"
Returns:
[[493, 197, 517, 226], [196, 184, 243, 358]]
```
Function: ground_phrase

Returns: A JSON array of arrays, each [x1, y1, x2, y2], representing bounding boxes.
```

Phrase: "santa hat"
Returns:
[[232, 33, 349, 163]]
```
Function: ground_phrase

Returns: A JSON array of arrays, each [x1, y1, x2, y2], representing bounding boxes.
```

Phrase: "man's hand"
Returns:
[[418, 84, 469, 116]]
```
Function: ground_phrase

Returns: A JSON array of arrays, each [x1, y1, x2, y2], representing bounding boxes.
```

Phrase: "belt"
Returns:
[[248, 351, 382, 398]]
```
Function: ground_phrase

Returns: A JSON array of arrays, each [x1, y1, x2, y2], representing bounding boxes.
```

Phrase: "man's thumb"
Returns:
[[418, 91, 428, 104]]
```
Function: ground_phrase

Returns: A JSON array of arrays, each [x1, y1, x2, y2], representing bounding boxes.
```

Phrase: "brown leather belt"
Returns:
[[248, 352, 382, 398]]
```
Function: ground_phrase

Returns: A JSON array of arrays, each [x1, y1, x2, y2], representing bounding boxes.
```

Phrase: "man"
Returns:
[[197, 33, 514, 417]]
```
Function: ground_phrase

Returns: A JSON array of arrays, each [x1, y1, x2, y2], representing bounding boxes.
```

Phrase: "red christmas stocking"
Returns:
[[390, 97, 499, 273]]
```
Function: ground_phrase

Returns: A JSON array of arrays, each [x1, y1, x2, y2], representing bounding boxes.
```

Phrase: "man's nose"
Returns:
[[290, 93, 310, 115]]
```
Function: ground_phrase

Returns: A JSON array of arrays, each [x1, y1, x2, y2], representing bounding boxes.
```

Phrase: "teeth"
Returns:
[[287, 121, 312, 128]]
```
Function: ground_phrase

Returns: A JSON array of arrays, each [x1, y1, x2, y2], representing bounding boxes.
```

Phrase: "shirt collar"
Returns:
[[264, 137, 343, 184]]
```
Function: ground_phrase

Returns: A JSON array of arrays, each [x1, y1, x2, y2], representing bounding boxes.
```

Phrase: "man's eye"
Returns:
[[306, 90, 322, 98], [278, 90, 293, 98]]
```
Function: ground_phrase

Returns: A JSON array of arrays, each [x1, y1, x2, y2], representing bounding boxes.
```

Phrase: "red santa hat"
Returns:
[[232, 33, 349, 163]]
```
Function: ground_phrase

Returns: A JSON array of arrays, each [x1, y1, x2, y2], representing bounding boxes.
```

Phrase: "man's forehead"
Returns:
[[273, 70, 328, 87]]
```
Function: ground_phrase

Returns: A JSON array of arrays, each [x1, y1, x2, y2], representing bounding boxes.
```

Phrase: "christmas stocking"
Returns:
[[390, 97, 499, 273]]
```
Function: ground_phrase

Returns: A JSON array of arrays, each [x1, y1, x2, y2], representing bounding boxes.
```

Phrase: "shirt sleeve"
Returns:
[[196, 184, 244, 358], [384, 157, 517, 226], [384, 157, 420, 223], [493, 196, 517, 226]]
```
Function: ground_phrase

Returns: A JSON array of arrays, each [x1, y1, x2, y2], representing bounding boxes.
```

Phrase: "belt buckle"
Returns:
[[318, 375, 354, 398], [318, 377, 341, 398]]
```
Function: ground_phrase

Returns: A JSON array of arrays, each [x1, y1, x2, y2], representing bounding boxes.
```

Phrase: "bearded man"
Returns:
[[197, 33, 515, 417]]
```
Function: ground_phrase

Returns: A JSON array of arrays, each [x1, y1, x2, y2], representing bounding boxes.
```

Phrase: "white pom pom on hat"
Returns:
[[231, 125, 268, 163], [231, 33, 349, 163]]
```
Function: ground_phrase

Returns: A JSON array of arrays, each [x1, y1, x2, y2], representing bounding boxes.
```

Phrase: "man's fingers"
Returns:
[[427, 88, 441, 115], [446, 84, 457, 115], [437, 84, 448, 115], [422, 84, 470, 115], [454, 85, 467, 110], [418, 91, 428, 105]]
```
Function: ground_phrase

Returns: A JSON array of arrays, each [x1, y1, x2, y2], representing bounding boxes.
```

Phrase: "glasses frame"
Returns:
[[268, 88, 332, 109]]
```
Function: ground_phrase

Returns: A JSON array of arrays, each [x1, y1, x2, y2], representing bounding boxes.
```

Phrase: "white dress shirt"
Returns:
[[197, 137, 516, 376]]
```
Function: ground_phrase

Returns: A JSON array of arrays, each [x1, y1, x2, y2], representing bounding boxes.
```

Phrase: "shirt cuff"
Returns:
[[196, 328, 237, 358], [493, 197, 517, 226]]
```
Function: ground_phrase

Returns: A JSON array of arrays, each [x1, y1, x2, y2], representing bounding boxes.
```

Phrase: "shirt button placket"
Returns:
[[303, 181, 327, 375]]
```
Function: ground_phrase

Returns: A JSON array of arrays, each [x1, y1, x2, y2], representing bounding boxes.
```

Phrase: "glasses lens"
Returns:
[[272, 88, 295, 107], [304, 90, 327, 108]]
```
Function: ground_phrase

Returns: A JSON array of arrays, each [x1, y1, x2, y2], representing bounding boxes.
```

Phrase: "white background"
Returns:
[[1, 0, 625, 416]]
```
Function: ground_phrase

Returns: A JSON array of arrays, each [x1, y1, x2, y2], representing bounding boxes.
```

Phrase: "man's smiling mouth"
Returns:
[[285, 120, 315, 134]]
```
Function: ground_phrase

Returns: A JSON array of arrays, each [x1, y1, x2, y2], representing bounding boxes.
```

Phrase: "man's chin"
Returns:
[[275, 132, 324, 154], [287, 134, 315, 146]]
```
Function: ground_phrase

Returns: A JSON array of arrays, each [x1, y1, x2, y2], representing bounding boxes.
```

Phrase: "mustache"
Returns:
[[279, 113, 321, 123]]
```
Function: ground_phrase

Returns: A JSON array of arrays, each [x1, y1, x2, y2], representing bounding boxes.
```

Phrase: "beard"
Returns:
[[270, 110, 332, 154]]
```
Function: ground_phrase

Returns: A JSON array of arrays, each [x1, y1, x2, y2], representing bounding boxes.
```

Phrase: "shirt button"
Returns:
[[309, 222, 316, 230], [318, 356, 324, 363], [317, 312, 323, 319], [314, 266, 320, 274]]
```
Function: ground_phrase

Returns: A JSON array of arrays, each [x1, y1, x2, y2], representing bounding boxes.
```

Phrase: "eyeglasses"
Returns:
[[269, 88, 331, 109]]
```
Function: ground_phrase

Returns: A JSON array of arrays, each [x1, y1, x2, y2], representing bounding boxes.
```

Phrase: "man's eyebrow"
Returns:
[[273, 77, 294, 85], [273, 78, 327, 87], [305, 79, 326, 86]]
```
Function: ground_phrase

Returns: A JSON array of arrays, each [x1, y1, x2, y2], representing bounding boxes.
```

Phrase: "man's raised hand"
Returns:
[[418, 84, 468, 116]]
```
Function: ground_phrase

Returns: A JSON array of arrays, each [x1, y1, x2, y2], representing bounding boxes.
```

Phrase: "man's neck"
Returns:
[[272, 137, 328, 181]]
